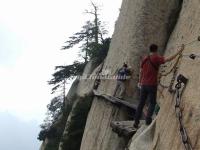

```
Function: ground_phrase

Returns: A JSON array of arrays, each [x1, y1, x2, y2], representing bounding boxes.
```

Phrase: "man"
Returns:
[[113, 63, 131, 99], [133, 44, 184, 128]]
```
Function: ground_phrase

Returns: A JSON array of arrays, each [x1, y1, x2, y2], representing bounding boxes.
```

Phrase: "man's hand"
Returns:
[[165, 44, 185, 62], [137, 83, 141, 89]]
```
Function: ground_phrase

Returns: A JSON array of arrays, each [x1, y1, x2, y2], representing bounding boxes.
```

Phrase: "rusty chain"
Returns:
[[158, 54, 182, 92], [174, 75, 193, 150], [158, 36, 200, 90], [157, 37, 200, 149], [168, 65, 179, 93]]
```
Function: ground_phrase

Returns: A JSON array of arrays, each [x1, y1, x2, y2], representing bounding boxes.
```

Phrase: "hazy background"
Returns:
[[0, 0, 122, 149]]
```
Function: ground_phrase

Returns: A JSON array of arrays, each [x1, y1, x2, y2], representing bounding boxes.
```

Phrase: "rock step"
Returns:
[[110, 121, 137, 137]]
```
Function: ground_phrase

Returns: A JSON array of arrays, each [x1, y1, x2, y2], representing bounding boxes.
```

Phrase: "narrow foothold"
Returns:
[[177, 74, 188, 85], [198, 36, 200, 41], [189, 54, 196, 60]]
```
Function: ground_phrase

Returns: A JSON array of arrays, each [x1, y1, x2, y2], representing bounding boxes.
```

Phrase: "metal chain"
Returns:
[[174, 80, 193, 150], [158, 35, 200, 90], [158, 54, 182, 92], [168, 66, 179, 93], [161, 54, 182, 77]]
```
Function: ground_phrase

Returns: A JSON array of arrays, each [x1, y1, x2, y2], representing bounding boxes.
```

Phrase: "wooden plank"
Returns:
[[93, 90, 118, 104], [93, 90, 137, 111], [93, 90, 119, 104], [103, 95, 122, 105], [109, 96, 137, 110]]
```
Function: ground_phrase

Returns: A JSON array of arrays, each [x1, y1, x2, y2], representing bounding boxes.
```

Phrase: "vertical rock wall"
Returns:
[[152, 0, 200, 149], [58, 60, 100, 150], [80, 0, 181, 150], [39, 0, 200, 149]]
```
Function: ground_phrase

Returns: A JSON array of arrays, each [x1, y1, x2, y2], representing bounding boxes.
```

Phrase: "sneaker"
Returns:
[[133, 123, 139, 129], [145, 118, 152, 125], [117, 96, 123, 99]]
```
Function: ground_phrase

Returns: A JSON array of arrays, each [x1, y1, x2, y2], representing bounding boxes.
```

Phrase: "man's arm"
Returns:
[[165, 44, 185, 62]]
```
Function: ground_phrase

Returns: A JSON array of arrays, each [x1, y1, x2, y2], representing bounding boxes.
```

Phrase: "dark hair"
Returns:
[[149, 44, 158, 52], [123, 63, 128, 68]]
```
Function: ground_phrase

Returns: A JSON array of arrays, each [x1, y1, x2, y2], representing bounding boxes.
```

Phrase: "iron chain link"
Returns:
[[168, 66, 179, 93], [174, 80, 193, 150]]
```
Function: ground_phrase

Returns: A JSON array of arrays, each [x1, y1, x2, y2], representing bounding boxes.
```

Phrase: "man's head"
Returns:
[[149, 44, 158, 53], [123, 63, 128, 68]]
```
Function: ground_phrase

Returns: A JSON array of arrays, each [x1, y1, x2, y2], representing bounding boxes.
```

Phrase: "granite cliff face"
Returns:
[[40, 0, 200, 149], [58, 60, 99, 150], [151, 0, 200, 149], [80, 0, 182, 150]]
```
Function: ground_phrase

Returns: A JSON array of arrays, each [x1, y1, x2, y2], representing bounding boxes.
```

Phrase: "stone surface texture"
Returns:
[[40, 0, 200, 149], [80, 0, 181, 150]]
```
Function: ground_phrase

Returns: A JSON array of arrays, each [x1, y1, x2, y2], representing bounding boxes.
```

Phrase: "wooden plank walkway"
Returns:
[[92, 90, 143, 137], [93, 90, 137, 111]]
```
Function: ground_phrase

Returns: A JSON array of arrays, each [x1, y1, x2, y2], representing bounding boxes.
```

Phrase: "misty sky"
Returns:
[[0, 0, 122, 149]]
